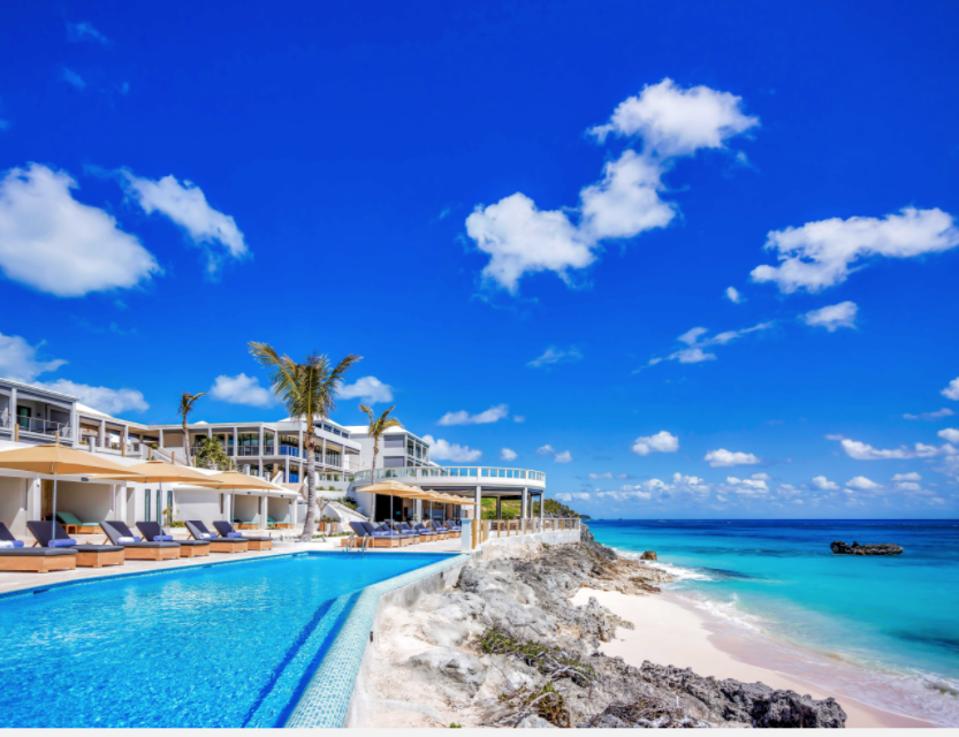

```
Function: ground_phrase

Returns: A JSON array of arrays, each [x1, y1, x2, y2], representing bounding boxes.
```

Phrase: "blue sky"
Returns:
[[1, 1, 958, 518]]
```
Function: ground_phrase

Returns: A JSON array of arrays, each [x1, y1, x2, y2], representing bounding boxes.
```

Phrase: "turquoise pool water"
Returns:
[[589, 519, 959, 725], [0, 551, 451, 728]]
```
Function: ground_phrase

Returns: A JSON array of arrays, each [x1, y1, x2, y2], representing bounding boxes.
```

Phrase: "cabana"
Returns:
[[207, 470, 297, 531]]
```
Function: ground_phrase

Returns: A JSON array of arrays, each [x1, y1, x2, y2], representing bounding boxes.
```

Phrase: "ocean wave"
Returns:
[[685, 593, 765, 633], [614, 551, 716, 582]]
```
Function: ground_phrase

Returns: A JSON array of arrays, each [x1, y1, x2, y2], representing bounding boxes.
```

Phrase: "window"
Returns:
[[144, 489, 153, 522]]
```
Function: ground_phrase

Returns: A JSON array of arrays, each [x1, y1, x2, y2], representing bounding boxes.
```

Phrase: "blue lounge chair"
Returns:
[[101, 520, 180, 561], [185, 520, 249, 554], [27, 521, 124, 568], [212, 521, 273, 550], [136, 521, 210, 558], [0, 521, 77, 572]]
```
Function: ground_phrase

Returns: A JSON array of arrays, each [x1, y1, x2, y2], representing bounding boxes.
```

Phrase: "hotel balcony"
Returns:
[[352, 465, 547, 491]]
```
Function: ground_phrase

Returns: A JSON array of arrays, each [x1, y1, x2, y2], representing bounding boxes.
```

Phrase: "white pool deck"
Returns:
[[0, 533, 462, 596]]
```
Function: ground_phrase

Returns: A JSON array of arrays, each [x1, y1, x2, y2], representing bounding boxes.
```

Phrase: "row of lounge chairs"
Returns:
[[0, 519, 274, 574], [348, 520, 462, 548]]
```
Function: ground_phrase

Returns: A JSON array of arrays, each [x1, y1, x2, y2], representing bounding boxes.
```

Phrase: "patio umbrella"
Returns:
[[0, 444, 144, 540], [124, 460, 224, 527], [207, 470, 283, 529], [362, 480, 424, 524]]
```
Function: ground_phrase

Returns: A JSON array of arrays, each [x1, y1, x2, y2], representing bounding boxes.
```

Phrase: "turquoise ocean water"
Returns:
[[589, 519, 959, 725]]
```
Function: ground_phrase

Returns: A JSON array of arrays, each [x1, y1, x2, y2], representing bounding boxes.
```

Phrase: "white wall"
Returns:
[[0, 476, 29, 537], [173, 488, 222, 527], [233, 494, 259, 523], [267, 497, 292, 524], [56, 481, 117, 523]]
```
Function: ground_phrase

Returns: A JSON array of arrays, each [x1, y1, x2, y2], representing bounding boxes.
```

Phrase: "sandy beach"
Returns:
[[572, 586, 936, 728]]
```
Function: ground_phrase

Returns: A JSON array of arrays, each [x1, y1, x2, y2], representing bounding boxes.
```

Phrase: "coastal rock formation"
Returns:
[[830, 541, 904, 556], [355, 533, 847, 729], [640, 550, 658, 561]]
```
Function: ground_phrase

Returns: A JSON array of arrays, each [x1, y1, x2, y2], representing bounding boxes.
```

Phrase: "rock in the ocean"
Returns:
[[830, 540, 904, 556], [640, 550, 657, 561]]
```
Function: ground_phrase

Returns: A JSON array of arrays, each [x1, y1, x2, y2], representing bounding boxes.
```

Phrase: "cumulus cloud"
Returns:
[[802, 301, 858, 332], [631, 430, 679, 456], [554, 450, 573, 463], [537, 444, 572, 463], [705, 448, 760, 467], [846, 475, 881, 491], [537, 444, 555, 455], [0, 331, 66, 381], [892, 471, 922, 491], [938, 428, 959, 444], [751, 208, 959, 294], [61, 67, 86, 90], [438, 404, 509, 426], [0, 164, 159, 296], [830, 435, 947, 460], [527, 345, 584, 368], [210, 373, 274, 408], [903, 408, 954, 421], [467, 79, 756, 293], [646, 321, 774, 367], [336, 375, 394, 404], [725, 286, 743, 304], [122, 172, 247, 274], [589, 78, 758, 156], [811, 475, 839, 491], [724, 473, 769, 495], [943, 377, 959, 401], [66, 21, 109, 44], [423, 434, 481, 462], [500, 447, 518, 461], [42, 379, 147, 414]]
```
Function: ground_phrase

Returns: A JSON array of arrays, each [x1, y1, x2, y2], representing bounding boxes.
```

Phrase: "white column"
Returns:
[[414, 498, 423, 522], [284, 456, 290, 483], [521, 487, 528, 533], [539, 492, 545, 529], [121, 425, 129, 456], [8, 386, 17, 430], [98, 419, 106, 449]]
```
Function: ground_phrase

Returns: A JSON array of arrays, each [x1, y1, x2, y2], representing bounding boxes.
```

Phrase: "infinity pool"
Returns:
[[0, 551, 451, 728]]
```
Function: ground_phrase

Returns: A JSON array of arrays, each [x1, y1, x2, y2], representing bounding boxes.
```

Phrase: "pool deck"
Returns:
[[0, 533, 462, 596]]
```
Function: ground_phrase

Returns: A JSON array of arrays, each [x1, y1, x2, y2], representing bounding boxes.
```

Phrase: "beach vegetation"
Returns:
[[194, 436, 234, 470]]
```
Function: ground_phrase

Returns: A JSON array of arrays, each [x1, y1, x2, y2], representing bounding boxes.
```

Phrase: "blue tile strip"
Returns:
[[284, 553, 468, 728]]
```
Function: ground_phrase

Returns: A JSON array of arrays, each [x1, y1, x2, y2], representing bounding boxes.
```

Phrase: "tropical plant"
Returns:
[[360, 403, 400, 484], [179, 391, 206, 466], [249, 342, 361, 540], [194, 436, 234, 470]]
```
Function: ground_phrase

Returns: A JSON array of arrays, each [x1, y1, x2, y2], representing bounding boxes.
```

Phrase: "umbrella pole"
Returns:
[[51, 477, 58, 542]]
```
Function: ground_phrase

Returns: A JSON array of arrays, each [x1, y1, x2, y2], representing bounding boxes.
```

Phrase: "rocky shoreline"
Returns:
[[352, 529, 847, 728]]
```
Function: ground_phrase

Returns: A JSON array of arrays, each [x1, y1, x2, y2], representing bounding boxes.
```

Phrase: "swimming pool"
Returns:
[[0, 551, 453, 728]]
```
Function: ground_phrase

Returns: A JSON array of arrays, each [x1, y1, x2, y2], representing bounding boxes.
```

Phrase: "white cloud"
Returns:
[[0, 331, 66, 381], [802, 301, 858, 332], [892, 472, 921, 483], [438, 403, 508, 426], [554, 450, 573, 463], [122, 172, 247, 273], [943, 377, 959, 401], [528, 345, 583, 368], [632, 430, 679, 456], [846, 475, 881, 491], [903, 408, 954, 421], [579, 149, 674, 240], [725, 473, 769, 495], [41, 379, 147, 414], [500, 447, 517, 461], [210, 373, 274, 408], [536, 444, 555, 455], [647, 321, 774, 368], [589, 78, 758, 156], [61, 67, 86, 90], [537, 443, 572, 463], [751, 208, 959, 294], [831, 435, 946, 460], [938, 428, 959, 444], [811, 475, 839, 491], [554, 492, 592, 502], [467, 79, 757, 293], [465, 193, 591, 293], [423, 435, 481, 462], [66, 21, 109, 44], [725, 286, 743, 304], [705, 448, 760, 467], [335, 375, 394, 404], [0, 164, 159, 297]]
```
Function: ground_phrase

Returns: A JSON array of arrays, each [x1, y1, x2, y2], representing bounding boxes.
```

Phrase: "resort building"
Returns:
[[343, 422, 431, 472]]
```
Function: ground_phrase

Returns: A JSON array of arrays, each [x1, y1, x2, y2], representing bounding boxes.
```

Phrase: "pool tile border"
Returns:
[[285, 553, 469, 728]]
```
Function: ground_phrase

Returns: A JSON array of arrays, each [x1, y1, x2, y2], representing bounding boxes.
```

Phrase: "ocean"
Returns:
[[588, 519, 959, 726]]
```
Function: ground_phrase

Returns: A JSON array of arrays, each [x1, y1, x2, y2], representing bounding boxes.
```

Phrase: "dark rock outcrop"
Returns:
[[640, 550, 658, 561], [831, 540, 904, 556]]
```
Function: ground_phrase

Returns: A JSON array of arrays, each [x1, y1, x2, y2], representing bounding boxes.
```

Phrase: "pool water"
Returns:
[[0, 551, 451, 728]]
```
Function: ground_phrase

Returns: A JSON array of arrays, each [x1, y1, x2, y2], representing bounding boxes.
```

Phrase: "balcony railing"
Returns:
[[15, 417, 72, 439], [353, 465, 546, 486]]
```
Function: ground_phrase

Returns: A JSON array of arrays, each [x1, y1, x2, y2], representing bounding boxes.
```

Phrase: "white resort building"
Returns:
[[0, 377, 549, 541]]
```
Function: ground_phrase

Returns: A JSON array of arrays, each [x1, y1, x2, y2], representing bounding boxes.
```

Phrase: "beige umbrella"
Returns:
[[207, 470, 279, 491], [0, 444, 145, 539], [124, 461, 224, 528], [362, 480, 425, 523]]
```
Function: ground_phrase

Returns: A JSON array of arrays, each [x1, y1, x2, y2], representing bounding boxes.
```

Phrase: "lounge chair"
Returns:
[[212, 521, 273, 551], [413, 522, 440, 542], [56, 510, 101, 535], [0, 521, 77, 573], [185, 520, 249, 554], [136, 521, 210, 558], [100, 520, 181, 561], [27, 521, 124, 568], [372, 521, 416, 547]]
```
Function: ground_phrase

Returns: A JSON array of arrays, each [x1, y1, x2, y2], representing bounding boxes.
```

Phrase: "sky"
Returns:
[[0, 1, 957, 518]]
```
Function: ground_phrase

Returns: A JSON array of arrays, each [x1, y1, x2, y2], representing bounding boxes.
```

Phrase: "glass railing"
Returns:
[[352, 465, 546, 485], [16, 416, 72, 439]]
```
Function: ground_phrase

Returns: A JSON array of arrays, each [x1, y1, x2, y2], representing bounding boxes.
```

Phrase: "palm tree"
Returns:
[[360, 402, 401, 484], [250, 342, 361, 540], [179, 392, 206, 466]]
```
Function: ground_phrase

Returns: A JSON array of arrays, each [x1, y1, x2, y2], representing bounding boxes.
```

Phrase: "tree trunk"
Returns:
[[182, 417, 192, 466], [301, 433, 317, 540], [371, 436, 379, 520]]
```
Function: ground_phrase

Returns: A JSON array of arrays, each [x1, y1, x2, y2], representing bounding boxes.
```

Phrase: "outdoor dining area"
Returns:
[[0, 443, 285, 573]]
